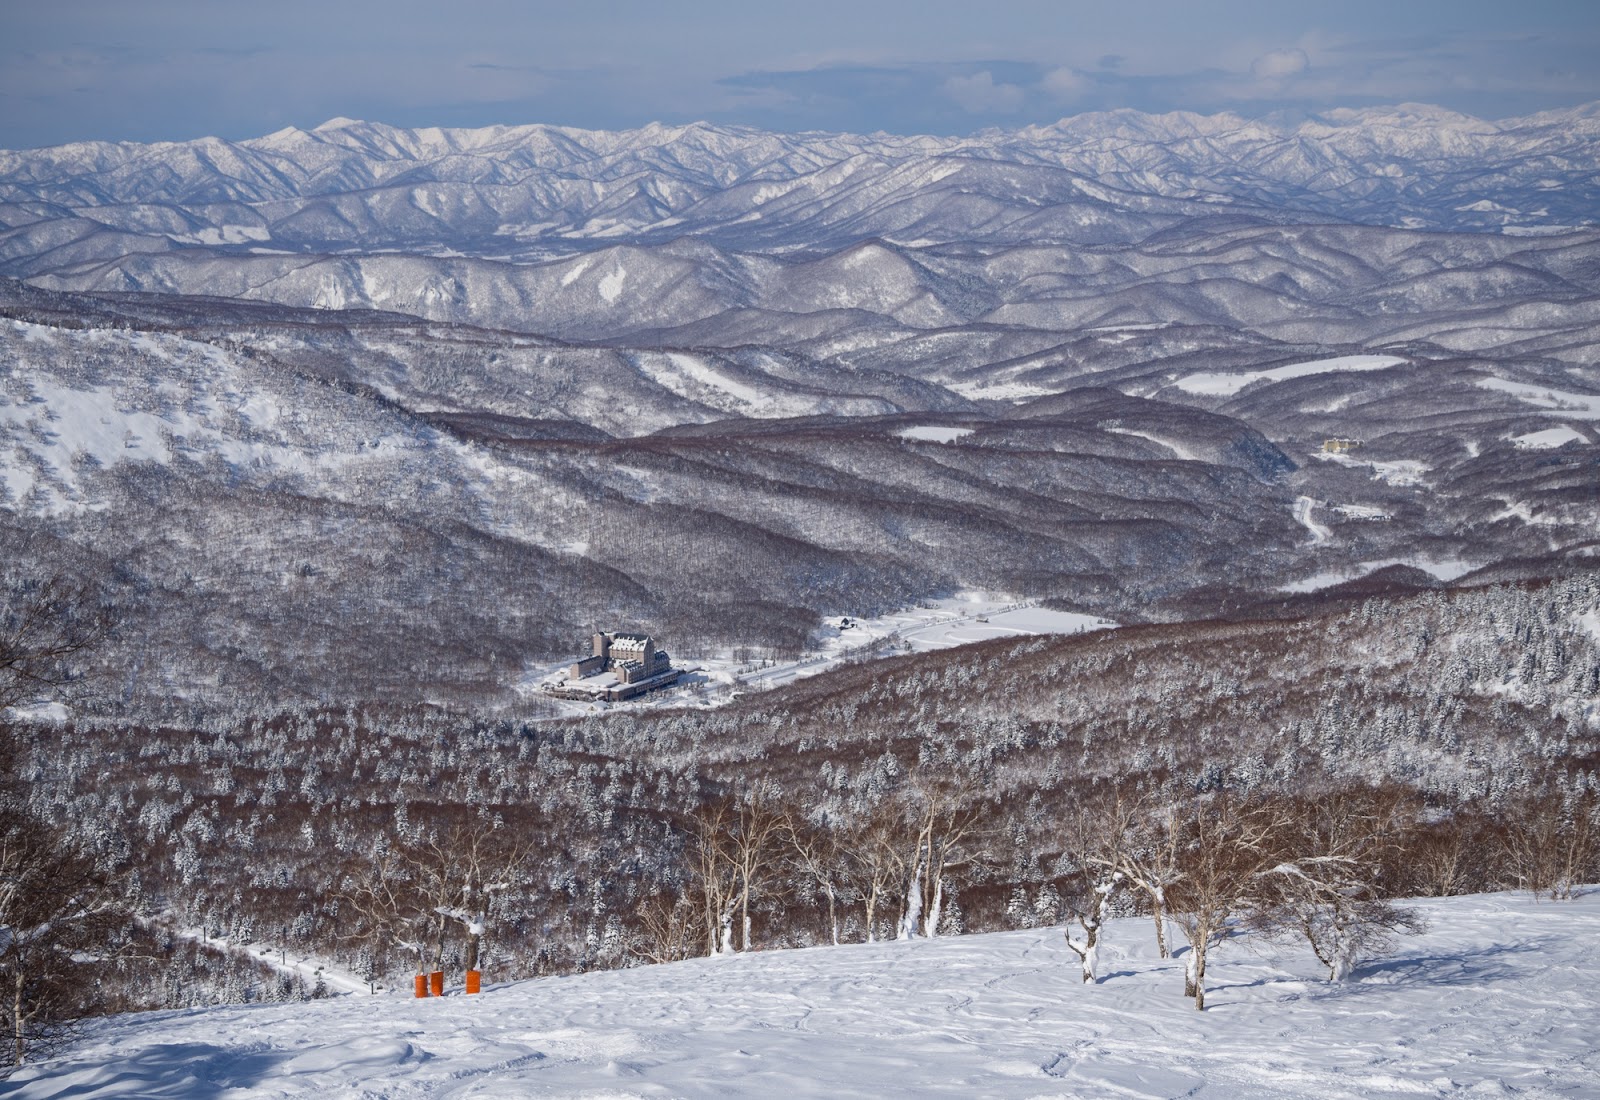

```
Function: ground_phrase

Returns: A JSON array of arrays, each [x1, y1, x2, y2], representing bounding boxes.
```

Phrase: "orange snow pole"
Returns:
[[465, 970, 481, 995], [414, 974, 429, 998], [430, 970, 445, 997]]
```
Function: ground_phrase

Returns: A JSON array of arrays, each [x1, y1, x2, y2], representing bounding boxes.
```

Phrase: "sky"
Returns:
[[3, 0, 1600, 149]]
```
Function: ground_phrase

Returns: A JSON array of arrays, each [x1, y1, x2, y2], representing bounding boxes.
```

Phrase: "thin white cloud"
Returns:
[[1041, 67, 1088, 99], [1252, 48, 1310, 81], [942, 71, 1025, 113]]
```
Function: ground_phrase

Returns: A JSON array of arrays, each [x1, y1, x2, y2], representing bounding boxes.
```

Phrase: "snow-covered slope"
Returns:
[[7, 891, 1597, 1098]]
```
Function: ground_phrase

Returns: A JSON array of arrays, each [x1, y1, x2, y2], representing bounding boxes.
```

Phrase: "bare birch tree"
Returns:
[[1167, 795, 1289, 1010], [1256, 789, 1424, 981], [896, 773, 988, 940], [0, 808, 125, 1067], [0, 572, 111, 714], [687, 793, 788, 955], [1500, 788, 1600, 900], [785, 812, 856, 947]]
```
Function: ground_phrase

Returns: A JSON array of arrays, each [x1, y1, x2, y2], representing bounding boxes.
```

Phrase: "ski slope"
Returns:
[[1174, 354, 1407, 397], [7, 891, 1598, 1098]]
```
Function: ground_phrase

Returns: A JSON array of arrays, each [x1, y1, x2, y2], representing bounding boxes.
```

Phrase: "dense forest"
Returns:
[[5, 566, 1596, 1057]]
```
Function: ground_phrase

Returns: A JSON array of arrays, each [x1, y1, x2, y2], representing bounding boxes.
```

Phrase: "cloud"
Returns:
[[1252, 48, 1310, 81], [942, 71, 1025, 114], [1041, 67, 1088, 99]]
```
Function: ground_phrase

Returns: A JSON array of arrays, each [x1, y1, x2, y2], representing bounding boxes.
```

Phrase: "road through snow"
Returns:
[[1293, 496, 1331, 545]]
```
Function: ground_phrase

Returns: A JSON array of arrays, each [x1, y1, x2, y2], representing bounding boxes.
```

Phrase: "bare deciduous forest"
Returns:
[[4, 567, 1596, 1055]]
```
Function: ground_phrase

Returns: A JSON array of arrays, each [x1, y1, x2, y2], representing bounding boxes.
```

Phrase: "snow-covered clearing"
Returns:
[[1281, 556, 1480, 593], [1174, 354, 1406, 397], [1105, 427, 1200, 461], [698, 596, 1115, 698], [1478, 377, 1600, 420], [896, 425, 974, 443], [1513, 425, 1589, 449], [0, 321, 454, 513], [631, 351, 815, 419], [1313, 449, 1428, 487], [945, 378, 1057, 401], [1580, 610, 1600, 645], [9, 891, 1598, 1098], [1292, 496, 1330, 544], [597, 265, 627, 304]]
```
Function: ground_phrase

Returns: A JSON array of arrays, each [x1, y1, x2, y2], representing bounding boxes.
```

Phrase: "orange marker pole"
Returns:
[[430, 970, 445, 997], [414, 974, 428, 998], [465, 970, 481, 995]]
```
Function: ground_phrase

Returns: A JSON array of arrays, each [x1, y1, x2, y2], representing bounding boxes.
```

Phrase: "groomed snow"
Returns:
[[9, 891, 1597, 1098], [1174, 355, 1406, 397]]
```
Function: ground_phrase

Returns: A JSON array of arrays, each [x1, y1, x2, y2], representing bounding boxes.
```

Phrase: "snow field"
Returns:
[[1512, 426, 1589, 449], [1104, 427, 1202, 461], [945, 378, 1057, 401], [0, 321, 459, 514], [1280, 556, 1480, 594], [1478, 377, 1600, 420], [631, 351, 816, 419], [895, 425, 975, 443], [1174, 354, 1407, 397], [1313, 449, 1429, 487], [8, 891, 1598, 1098]]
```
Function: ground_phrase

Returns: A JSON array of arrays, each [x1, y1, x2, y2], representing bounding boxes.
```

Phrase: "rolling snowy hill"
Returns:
[[5, 891, 1597, 1098]]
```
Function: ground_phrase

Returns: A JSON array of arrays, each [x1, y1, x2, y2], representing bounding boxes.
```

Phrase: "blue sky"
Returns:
[[4, 0, 1599, 148]]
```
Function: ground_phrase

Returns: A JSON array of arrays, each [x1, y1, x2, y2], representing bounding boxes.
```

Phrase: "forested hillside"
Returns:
[[9, 571, 1595, 1013]]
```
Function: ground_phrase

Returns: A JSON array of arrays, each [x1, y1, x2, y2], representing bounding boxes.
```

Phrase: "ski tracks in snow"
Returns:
[[8, 893, 1600, 1098]]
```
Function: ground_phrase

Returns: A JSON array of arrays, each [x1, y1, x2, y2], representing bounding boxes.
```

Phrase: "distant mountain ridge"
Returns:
[[2, 104, 1596, 273]]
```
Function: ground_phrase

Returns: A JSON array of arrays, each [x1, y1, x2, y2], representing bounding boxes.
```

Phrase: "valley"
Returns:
[[0, 104, 1596, 1083]]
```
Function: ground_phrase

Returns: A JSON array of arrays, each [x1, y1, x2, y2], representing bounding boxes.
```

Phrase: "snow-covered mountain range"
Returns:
[[5, 105, 1598, 261], [5, 109, 1600, 349], [1, 106, 1598, 704]]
